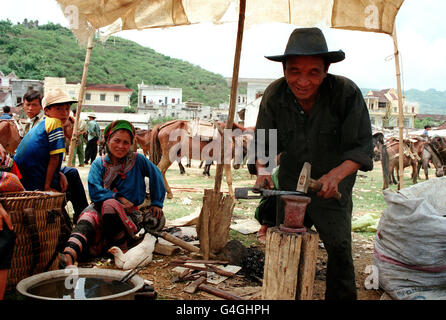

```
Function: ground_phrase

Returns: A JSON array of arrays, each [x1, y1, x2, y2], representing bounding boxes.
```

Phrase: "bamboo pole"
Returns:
[[67, 33, 94, 167], [213, 0, 246, 193], [392, 26, 405, 189]]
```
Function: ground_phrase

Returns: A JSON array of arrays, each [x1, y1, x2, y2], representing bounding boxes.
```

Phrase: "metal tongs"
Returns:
[[234, 187, 306, 199]]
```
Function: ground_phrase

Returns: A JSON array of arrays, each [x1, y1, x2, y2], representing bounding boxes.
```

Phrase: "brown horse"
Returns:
[[0, 120, 21, 155], [419, 142, 445, 179], [149, 120, 248, 198], [430, 135, 446, 163], [135, 128, 190, 175], [381, 137, 419, 189]]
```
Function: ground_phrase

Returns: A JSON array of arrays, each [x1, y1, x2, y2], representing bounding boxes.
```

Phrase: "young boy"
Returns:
[[14, 89, 74, 192], [21, 90, 45, 136]]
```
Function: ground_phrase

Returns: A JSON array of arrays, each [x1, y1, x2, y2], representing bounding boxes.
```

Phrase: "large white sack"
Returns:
[[373, 177, 446, 299]]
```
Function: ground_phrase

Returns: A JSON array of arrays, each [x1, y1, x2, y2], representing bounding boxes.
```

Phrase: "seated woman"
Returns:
[[61, 120, 166, 266]]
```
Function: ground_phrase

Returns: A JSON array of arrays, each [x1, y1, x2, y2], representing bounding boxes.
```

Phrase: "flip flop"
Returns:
[[257, 233, 266, 244]]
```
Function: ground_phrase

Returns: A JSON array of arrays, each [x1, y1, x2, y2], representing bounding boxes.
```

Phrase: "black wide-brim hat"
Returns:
[[265, 27, 345, 63]]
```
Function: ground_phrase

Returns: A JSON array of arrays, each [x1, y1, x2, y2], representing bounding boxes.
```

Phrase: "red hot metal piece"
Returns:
[[280, 195, 311, 233]]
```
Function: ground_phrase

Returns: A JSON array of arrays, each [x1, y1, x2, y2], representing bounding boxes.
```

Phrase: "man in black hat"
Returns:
[[252, 28, 374, 300]]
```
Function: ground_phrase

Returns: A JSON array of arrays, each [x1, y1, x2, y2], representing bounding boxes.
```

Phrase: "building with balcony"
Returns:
[[364, 88, 418, 128]]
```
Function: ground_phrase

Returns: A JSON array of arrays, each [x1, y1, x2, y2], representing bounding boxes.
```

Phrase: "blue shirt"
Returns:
[[0, 114, 12, 119], [88, 153, 166, 208], [14, 117, 66, 190]]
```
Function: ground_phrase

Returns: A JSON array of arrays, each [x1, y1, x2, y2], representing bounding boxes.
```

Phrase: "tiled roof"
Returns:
[[367, 90, 389, 103], [6, 72, 17, 79], [86, 84, 132, 92]]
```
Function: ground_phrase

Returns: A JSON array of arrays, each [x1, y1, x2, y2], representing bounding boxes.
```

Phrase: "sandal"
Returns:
[[257, 225, 269, 244]]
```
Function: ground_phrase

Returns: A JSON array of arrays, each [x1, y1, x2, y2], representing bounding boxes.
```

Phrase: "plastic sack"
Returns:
[[373, 176, 446, 300], [352, 212, 380, 232]]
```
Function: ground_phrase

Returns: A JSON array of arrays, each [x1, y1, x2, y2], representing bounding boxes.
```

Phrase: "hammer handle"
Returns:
[[309, 180, 342, 200]]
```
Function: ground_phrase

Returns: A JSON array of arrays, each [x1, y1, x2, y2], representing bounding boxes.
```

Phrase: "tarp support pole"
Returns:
[[392, 26, 405, 189], [213, 0, 246, 193], [67, 33, 94, 167]]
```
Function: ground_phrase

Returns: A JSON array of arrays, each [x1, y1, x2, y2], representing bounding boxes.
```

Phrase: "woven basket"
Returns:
[[0, 191, 69, 290]]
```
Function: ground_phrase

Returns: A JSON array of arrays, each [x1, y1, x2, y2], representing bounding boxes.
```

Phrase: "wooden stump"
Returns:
[[197, 189, 235, 259], [262, 227, 319, 300]]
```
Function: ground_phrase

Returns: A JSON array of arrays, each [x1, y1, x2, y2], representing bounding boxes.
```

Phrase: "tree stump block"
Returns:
[[262, 227, 319, 300], [197, 189, 235, 259]]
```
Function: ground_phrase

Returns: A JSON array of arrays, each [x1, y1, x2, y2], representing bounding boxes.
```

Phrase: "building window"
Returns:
[[100, 94, 106, 101], [172, 98, 175, 103], [16, 97, 22, 104], [143, 96, 146, 104], [114, 95, 119, 102], [86, 93, 91, 100]]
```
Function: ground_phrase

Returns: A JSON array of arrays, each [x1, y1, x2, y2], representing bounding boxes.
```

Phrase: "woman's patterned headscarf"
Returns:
[[103, 120, 135, 143]]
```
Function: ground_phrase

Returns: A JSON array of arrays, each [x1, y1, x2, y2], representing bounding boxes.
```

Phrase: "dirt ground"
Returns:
[[66, 158, 384, 301]]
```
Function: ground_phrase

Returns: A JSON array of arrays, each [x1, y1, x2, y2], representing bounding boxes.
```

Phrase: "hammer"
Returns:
[[297, 162, 342, 200], [184, 276, 244, 300]]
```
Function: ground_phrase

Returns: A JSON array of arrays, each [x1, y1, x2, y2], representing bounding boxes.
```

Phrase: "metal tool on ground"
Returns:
[[234, 187, 306, 199], [169, 261, 236, 277], [184, 276, 244, 300], [119, 257, 147, 283], [148, 230, 216, 259], [297, 162, 342, 200]]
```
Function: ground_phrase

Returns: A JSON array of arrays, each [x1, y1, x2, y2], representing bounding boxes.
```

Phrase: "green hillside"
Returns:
[[0, 20, 230, 107]]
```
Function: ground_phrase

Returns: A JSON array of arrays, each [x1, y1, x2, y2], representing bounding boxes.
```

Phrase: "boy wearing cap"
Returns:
[[14, 89, 88, 222], [252, 28, 373, 300]]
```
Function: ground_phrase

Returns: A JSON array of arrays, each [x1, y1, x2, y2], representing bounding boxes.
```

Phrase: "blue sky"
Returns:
[[2, 0, 446, 91]]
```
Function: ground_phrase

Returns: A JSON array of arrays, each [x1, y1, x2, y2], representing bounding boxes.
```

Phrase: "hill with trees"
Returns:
[[0, 20, 230, 107]]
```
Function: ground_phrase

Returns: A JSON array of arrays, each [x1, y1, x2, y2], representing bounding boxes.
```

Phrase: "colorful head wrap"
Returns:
[[104, 120, 135, 143]]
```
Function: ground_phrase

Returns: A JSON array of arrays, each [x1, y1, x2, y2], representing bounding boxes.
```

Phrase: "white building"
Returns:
[[138, 82, 182, 109], [226, 77, 276, 126]]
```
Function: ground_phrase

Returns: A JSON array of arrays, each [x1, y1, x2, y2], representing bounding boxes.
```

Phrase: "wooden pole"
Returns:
[[67, 33, 94, 167], [197, 0, 245, 259], [213, 0, 246, 193], [392, 26, 405, 189]]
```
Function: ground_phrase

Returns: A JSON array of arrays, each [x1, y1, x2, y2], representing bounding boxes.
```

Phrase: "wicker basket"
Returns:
[[0, 191, 69, 290]]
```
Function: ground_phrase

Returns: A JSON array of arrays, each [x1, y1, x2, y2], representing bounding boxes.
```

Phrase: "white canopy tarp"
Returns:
[[56, 0, 404, 46]]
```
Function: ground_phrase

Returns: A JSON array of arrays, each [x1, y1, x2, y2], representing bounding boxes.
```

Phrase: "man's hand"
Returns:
[[254, 174, 274, 190], [253, 162, 274, 190], [148, 206, 163, 219], [59, 172, 68, 193], [317, 172, 342, 199], [0, 203, 13, 231], [316, 160, 361, 199]]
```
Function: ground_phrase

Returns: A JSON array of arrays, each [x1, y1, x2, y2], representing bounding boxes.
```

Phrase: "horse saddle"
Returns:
[[187, 119, 218, 141]]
